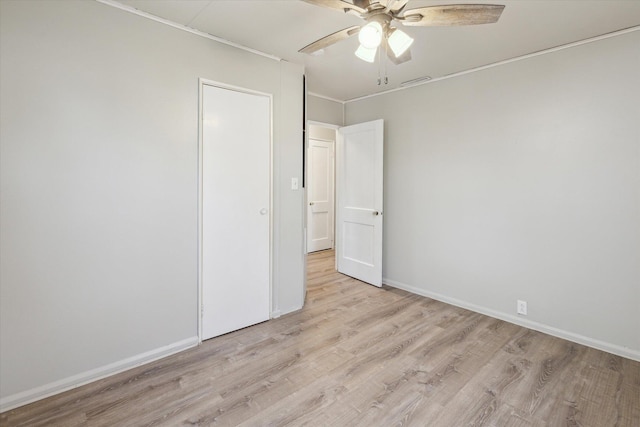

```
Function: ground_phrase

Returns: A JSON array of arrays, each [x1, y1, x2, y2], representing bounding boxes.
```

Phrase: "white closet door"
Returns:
[[201, 84, 270, 340]]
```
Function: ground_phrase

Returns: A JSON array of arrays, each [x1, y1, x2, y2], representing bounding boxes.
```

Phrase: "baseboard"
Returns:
[[0, 336, 199, 413], [383, 277, 640, 362], [279, 303, 304, 317]]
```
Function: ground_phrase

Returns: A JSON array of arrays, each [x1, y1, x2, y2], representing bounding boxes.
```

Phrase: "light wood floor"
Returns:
[[2, 249, 639, 426]]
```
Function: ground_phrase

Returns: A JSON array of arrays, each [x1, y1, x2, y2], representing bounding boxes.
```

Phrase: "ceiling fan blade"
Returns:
[[302, 0, 367, 14], [379, 0, 410, 13], [353, 0, 372, 8], [299, 26, 361, 54], [401, 4, 505, 26]]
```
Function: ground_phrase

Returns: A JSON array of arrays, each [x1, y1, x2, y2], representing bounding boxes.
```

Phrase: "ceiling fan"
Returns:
[[299, 1, 505, 64]]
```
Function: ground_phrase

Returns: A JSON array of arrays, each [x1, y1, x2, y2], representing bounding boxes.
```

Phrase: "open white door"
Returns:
[[307, 138, 335, 253], [336, 119, 383, 287]]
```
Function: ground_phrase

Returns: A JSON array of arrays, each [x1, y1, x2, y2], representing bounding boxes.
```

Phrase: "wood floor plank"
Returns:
[[2, 249, 638, 426]]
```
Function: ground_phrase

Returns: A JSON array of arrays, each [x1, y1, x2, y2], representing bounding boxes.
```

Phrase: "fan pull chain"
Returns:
[[383, 49, 388, 85], [376, 46, 389, 86], [377, 47, 382, 85]]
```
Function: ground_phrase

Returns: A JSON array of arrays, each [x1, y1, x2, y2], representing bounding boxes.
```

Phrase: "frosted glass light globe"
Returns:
[[388, 28, 414, 57], [358, 22, 383, 49], [355, 45, 377, 63]]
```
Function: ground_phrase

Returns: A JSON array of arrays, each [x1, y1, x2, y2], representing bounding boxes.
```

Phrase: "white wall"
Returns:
[[346, 30, 640, 359], [274, 61, 306, 315], [307, 94, 344, 126], [0, 0, 304, 409]]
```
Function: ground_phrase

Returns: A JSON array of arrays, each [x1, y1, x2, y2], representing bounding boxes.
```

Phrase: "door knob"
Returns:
[[373, 211, 380, 216], [309, 202, 314, 206], [260, 208, 268, 215]]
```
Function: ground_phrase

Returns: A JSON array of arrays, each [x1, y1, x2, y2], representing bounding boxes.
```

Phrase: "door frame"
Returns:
[[305, 121, 339, 254], [307, 137, 335, 253], [197, 78, 274, 343]]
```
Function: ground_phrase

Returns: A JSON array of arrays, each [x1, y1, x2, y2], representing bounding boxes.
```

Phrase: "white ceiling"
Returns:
[[115, 0, 640, 101]]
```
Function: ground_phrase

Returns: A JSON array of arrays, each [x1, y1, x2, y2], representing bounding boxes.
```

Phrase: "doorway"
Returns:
[[307, 123, 337, 253], [305, 119, 384, 288]]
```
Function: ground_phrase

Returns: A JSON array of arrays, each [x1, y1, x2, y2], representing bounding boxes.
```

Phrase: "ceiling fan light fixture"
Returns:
[[358, 21, 383, 49], [355, 44, 377, 63], [387, 28, 414, 57]]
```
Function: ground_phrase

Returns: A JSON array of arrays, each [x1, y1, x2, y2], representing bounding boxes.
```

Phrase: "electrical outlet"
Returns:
[[517, 300, 527, 315]]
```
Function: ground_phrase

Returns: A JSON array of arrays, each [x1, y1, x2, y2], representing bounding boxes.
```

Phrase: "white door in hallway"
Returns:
[[336, 119, 384, 287], [307, 138, 335, 253], [201, 83, 271, 340]]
